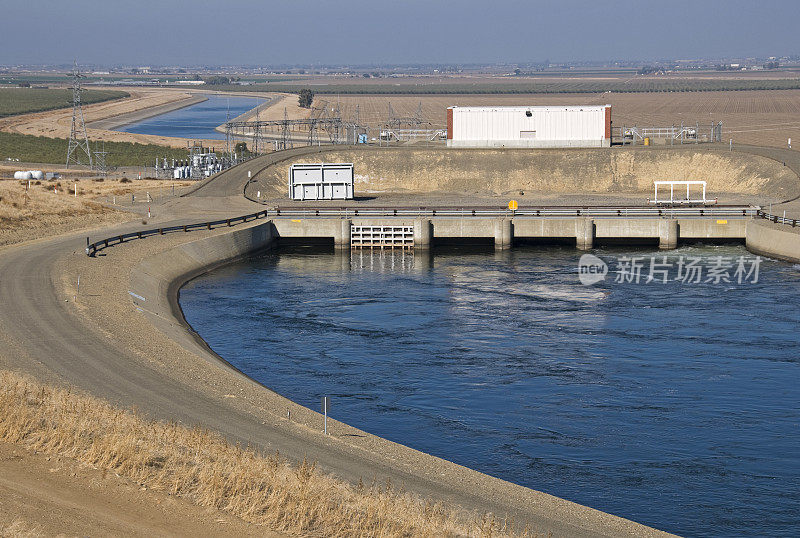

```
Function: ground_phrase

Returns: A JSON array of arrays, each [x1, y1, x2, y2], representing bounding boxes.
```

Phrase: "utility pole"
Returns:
[[66, 60, 93, 169]]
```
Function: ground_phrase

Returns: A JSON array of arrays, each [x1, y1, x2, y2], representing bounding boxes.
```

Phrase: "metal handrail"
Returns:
[[85, 210, 270, 256], [268, 205, 758, 219], [756, 209, 799, 227]]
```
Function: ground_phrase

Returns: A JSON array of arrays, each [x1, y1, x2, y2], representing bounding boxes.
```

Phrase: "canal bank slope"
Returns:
[[0, 212, 673, 536], [248, 144, 800, 206]]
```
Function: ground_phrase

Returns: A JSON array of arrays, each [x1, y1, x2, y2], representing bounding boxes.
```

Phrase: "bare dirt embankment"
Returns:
[[0, 88, 205, 148], [0, 178, 193, 247], [254, 146, 799, 204]]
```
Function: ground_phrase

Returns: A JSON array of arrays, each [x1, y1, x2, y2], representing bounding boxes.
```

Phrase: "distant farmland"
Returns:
[[223, 76, 800, 96], [0, 88, 128, 118], [313, 90, 800, 148], [0, 131, 186, 167]]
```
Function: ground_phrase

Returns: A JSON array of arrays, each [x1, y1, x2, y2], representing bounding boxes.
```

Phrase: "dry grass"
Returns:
[[0, 178, 194, 247], [0, 178, 191, 222], [0, 370, 532, 537], [0, 519, 44, 538]]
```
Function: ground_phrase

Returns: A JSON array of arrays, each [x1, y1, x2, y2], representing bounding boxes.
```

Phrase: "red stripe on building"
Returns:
[[447, 108, 453, 140]]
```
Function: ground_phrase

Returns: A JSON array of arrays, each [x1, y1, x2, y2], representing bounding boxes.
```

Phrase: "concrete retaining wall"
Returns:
[[252, 146, 798, 200], [129, 221, 276, 363], [270, 216, 747, 251], [745, 220, 800, 263]]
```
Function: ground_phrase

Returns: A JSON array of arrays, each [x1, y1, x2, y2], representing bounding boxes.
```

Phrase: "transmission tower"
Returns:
[[66, 60, 93, 168], [93, 141, 109, 178]]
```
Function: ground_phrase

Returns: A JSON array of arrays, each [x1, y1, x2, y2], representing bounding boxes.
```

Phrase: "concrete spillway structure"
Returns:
[[272, 215, 747, 251]]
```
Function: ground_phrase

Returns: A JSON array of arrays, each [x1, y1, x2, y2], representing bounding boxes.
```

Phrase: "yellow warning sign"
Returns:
[[716, 219, 728, 224], [508, 200, 518, 211]]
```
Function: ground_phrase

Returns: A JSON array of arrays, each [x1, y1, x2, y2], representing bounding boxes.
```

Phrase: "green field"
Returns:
[[0, 88, 128, 118], [0, 132, 187, 167], [207, 78, 800, 95]]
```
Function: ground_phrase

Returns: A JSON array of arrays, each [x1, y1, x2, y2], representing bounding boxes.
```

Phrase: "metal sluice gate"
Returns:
[[350, 225, 414, 249]]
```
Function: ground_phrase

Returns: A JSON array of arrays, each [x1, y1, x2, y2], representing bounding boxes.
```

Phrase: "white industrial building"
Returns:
[[288, 163, 354, 201], [446, 105, 612, 148]]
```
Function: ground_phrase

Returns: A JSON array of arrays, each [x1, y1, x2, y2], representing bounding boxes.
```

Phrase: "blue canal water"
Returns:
[[116, 95, 261, 140], [179, 244, 800, 537]]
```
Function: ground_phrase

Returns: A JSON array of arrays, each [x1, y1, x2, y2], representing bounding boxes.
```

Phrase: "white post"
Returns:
[[322, 396, 329, 435], [730, 139, 732, 152], [670, 183, 674, 203], [74, 184, 77, 197], [686, 183, 690, 201]]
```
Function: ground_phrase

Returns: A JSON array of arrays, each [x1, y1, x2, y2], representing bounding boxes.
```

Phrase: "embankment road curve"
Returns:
[[8, 142, 800, 535], [0, 221, 676, 537]]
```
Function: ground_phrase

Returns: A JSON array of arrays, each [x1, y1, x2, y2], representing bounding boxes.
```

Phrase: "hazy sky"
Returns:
[[2, 0, 797, 66]]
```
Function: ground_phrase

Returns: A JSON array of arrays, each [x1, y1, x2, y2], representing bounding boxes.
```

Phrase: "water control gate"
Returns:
[[351, 225, 414, 249]]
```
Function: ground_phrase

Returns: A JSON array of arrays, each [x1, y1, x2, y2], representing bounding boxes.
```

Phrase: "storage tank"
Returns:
[[30, 170, 44, 180], [13, 171, 31, 180]]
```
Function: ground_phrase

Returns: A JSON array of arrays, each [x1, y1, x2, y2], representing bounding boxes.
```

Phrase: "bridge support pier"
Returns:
[[414, 219, 431, 250], [494, 219, 513, 250], [658, 219, 679, 249], [334, 219, 351, 249], [575, 219, 595, 250]]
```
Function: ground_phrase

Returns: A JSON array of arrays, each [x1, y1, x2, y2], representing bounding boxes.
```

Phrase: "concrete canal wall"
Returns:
[[271, 216, 748, 251]]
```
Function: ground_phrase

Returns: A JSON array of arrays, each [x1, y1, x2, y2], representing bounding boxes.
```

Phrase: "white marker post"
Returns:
[[321, 396, 330, 435], [74, 183, 77, 197]]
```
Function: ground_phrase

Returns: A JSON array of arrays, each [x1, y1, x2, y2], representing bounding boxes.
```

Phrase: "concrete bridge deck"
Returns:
[[266, 206, 754, 251]]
